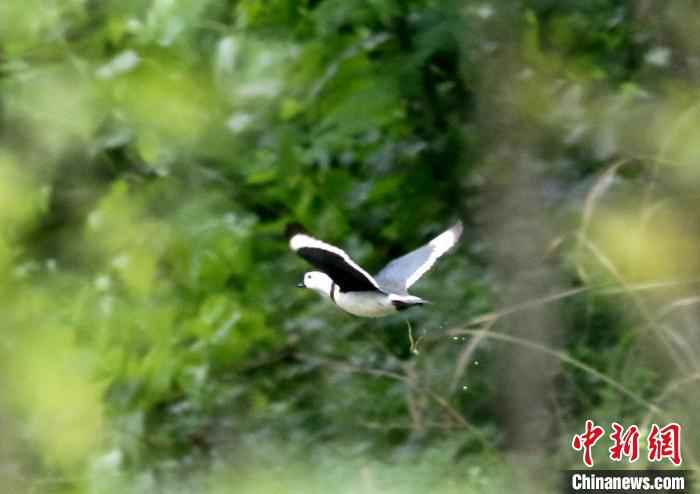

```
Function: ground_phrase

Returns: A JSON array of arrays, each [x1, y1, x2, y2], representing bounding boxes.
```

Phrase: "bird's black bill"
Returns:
[[296, 282, 305, 288]]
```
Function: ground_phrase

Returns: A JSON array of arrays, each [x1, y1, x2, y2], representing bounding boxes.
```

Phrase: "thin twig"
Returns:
[[440, 328, 663, 416], [406, 319, 423, 354], [639, 372, 700, 469], [578, 235, 698, 372], [293, 352, 492, 448], [449, 316, 497, 393], [458, 278, 700, 331]]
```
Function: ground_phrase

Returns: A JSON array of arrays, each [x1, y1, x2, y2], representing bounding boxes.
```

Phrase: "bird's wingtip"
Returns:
[[285, 223, 309, 250], [289, 233, 310, 251], [449, 221, 464, 249], [438, 220, 464, 245], [286, 223, 311, 251], [285, 222, 306, 239], [432, 220, 463, 248]]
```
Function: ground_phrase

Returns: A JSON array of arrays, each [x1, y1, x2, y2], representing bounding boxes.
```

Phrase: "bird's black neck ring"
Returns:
[[330, 282, 337, 303]]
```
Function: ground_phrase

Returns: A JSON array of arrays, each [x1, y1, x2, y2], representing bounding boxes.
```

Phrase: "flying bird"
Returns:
[[289, 221, 463, 317]]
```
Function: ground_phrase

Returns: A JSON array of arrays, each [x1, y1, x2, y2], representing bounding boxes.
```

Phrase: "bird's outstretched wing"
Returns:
[[374, 221, 463, 294], [289, 233, 380, 292]]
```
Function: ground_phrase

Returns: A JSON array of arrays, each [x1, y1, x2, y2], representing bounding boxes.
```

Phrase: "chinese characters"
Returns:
[[571, 421, 682, 467]]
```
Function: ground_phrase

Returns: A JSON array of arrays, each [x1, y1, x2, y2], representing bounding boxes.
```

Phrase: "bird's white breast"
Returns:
[[334, 291, 397, 318]]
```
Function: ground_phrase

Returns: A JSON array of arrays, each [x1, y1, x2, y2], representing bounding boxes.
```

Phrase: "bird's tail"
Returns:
[[390, 294, 430, 311]]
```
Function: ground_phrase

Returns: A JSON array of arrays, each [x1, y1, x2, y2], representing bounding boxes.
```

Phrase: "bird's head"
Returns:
[[297, 271, 333, 297]]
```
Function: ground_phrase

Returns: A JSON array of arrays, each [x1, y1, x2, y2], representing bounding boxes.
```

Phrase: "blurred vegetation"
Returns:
[[1, 0, 700, 492]]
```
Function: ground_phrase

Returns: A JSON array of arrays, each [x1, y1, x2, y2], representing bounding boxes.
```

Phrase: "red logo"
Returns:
[[648, 423, 682, 466], [609, 422, 640, 462], [572, 421, 682, 467], [572, 420, 605, 467]]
